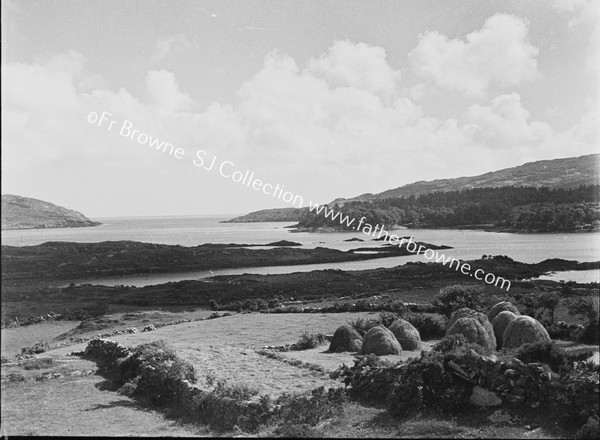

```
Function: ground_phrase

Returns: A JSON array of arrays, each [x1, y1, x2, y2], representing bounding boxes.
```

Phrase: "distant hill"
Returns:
[[1, 195, 101, 230], [224, 154, 599, 224], [224, 207, 308, 223], [343, 154, 599, 203]]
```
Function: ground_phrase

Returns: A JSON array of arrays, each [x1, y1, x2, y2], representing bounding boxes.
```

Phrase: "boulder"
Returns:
[[329, 325, 363, 353], [361, 326, 402, 356], [502, 316, 551, 349], [487, 301, 520, 322], [491, 311, 518, 349], [389, 319, 422, 351], [447, 317, 496, 352]]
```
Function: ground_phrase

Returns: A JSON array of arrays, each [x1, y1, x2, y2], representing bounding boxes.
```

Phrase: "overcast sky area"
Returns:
[[2, 0, 598, 217]]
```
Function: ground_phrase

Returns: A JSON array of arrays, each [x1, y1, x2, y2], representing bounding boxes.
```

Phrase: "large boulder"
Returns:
[[447, 317, 496, 352], [361, 326, 402, 356], [487, 301, 520, 322], [502, 316, 551, 349], [389, 319, 421, 351], [329, 325, 363, 353], [491, 311, 518, 349], [447, 308, 496, 348]]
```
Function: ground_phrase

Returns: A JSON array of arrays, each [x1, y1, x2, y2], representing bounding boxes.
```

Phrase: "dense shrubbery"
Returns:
[[388, 350, 473, 416], [404, 313, 447, 340], [294, 332, 329, 350], [432, 285, 485, 317], [510, 341, 593, 373]]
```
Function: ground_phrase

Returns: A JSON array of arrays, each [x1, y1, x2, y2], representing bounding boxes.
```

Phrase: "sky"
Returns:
[[2, 0, 598, 217]]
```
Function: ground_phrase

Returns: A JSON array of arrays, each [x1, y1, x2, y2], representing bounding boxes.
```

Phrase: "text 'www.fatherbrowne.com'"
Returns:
[[306, 201, 511, 291]]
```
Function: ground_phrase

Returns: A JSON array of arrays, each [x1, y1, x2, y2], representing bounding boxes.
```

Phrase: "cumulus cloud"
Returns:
[[464, 93, 552, 149], [409, 14, 539, 98], [2, 39, 596, 215], [308, 40, 400, 96]]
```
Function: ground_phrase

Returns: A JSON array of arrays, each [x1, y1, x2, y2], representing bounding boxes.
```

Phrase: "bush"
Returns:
[[128, 340, 197, 406], [208, 377, 260, 400], [404, 313, 446, 340], [432, 334, 490, 356], [276, 387, 346, 427], [21, 342, 50, 355], [433, 284, 485, 317], [512, 341, 593, 373], [22, 357, 55, 370], [294, 332, 328, 350], [388, 350, 473, 416]]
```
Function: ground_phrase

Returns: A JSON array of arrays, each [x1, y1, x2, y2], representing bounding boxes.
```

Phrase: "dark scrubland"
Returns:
[[1, 239, 450, 282]]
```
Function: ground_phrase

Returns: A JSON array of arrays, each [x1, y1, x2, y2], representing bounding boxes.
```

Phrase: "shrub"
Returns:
[[210, 378, 260, 400], [432, 334, 490, 356], [433, 284, 485, 317], [275, 387, 346, 427], [21, 342, 50, 355], [568, 298, 600, 345], [502, 316, 551, 349], [388, 350, 473, 416], [22, 357, 55, 370], [446, 318, 495, 352], [361, 326, 402, 355], [404, 313, 446, 340], [487, 301, 520, 322], [329, 325, 362, 353], [128, 340, 197, 406], [492, 311, 517, 349], [388, 319, 421, 351], [294, 332, 328, 350], [512, 340, 593, 373]]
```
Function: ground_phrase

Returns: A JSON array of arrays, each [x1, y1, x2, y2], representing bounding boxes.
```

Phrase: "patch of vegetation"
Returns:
[[510, 341, 593, 373], [433, 284, 485, 317], [293, 332, 328, 350], [206, 374, 260, 400], [20, 342, 50, 355], [22, 357, 55, 370], [404, 313, 447, 340]]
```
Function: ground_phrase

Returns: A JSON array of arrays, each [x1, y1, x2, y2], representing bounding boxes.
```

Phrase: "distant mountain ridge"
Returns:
[[1, 195, 101, 230], [226, 154, 599, 222], [343, 154, 599, 203]]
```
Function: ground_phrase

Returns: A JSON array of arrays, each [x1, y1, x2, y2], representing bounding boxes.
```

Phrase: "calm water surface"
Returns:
[[3, 215, 599, 286]]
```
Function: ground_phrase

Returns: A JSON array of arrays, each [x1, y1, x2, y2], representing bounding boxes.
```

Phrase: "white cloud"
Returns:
[[308, 40, 400, 97], [409, 14, 540, 98], [2, 42, 596, 215], [464, 93, 552, 149]]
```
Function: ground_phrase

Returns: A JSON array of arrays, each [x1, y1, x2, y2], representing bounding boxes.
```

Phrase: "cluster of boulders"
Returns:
[[329, 319, 422, 355], [446, 301, 550, 351]]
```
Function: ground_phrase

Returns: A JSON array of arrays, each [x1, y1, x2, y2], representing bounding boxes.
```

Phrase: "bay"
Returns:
[[2, 215, 599, 287]]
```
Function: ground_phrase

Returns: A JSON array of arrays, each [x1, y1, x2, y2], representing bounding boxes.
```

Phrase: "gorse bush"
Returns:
[[433, 284, 485, 317]]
